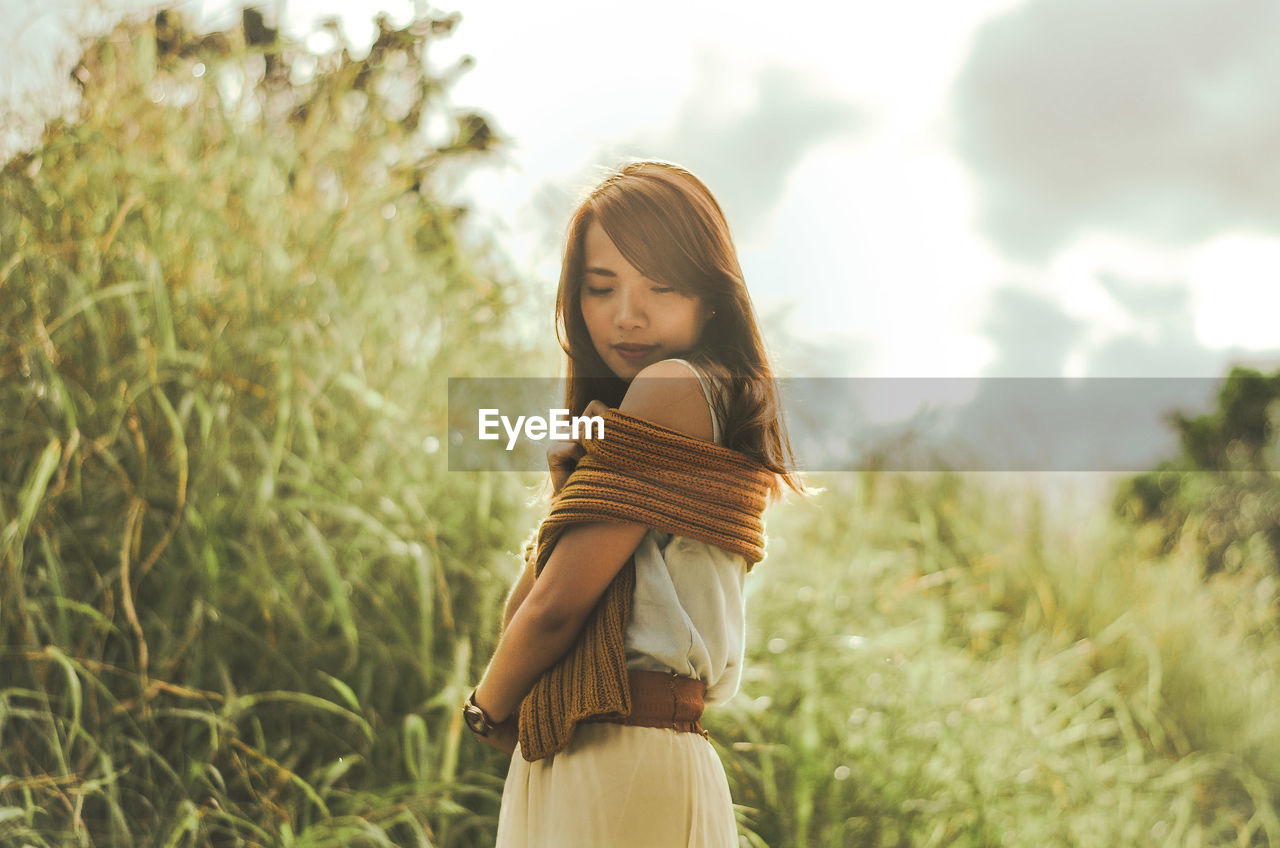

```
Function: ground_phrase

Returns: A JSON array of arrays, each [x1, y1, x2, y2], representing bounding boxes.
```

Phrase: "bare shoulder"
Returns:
[[618, 359, 714, 441]]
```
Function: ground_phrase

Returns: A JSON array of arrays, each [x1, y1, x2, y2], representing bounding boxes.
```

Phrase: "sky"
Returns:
[[5, 0, 1280, 389]]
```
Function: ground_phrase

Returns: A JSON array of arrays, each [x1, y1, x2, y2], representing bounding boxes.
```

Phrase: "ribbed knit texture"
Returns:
[[517, 407, 774, 762]]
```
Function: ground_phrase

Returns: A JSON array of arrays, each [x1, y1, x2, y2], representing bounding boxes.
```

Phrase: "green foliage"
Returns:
[[1115, 367, 1280, 576], [716, 473, 1280, 847], [1, 8, 542, 845], [5, 8, 1278, 848]]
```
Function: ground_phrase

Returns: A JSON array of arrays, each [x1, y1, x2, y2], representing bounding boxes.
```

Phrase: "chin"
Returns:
[[603, 356, 646, 381]]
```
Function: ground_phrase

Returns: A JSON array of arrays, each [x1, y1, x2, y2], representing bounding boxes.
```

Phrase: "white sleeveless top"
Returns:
[[623, 358, 749, 705]]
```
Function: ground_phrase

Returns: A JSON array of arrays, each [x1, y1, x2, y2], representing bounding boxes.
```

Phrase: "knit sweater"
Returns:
[[516, 407, 775, 762]]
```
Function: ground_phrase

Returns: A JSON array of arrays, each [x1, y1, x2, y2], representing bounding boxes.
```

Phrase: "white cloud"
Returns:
[[18, 0, 1271, 378], [952, 0, 1280, 259], [1190, 235, 1280, 350]]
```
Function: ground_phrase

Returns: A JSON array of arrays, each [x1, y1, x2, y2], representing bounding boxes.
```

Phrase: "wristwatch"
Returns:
[[463, 690, 495, 737]]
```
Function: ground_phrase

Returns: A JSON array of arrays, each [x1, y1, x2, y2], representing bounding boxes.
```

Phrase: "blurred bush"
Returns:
[[719, 471, 1280, 847], [0, 7, 543, 845], [1115, 367, 1280, 578]]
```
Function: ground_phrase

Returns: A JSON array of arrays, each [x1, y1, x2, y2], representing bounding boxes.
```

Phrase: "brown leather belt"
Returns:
[[585, 670, 708, 737]]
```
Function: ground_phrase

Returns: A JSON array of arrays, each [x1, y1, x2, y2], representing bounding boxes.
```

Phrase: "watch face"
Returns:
[[464, 703, 489, 735]]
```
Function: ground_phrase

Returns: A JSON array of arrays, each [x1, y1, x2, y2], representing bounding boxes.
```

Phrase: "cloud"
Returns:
[[1084, 284, 1280, 378], [938, 277, 1224, 470], [951, 0, 1280, 260], [980, 286, 1086, 377], [1083, 274, 1226, 377], [979, 271, 1280, 379], [624, 53, 867, 240], [779, 270, 1280, 471], [1, 1, 92, 157]]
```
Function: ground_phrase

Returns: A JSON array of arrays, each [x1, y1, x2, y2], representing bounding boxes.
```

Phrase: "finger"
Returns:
[[547, 439, 586, 463], [547, 436, 586, 454]]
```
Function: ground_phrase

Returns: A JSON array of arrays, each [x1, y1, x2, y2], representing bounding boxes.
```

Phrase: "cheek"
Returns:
[[579, 300, 607, 342], [681, 304, 709, 342]]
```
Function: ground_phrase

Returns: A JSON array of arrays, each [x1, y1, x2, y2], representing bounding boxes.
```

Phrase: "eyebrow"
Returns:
[[583, 266, 617, 277]]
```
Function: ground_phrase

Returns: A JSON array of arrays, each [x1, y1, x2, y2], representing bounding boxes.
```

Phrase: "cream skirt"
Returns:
[[494, 722, 738, 848]]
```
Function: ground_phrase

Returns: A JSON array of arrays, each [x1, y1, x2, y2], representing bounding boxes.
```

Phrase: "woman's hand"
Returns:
[[547, 399, 607, 496], [471, 717, 518, 757]]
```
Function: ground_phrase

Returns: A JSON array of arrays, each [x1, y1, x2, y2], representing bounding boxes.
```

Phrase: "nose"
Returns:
[[614, 288, 646, 328]]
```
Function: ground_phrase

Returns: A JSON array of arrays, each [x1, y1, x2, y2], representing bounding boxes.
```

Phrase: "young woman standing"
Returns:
[[464, 161, 801, 847]]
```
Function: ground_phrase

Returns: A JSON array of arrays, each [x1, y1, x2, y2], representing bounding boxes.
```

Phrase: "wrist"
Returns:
[[474, 686, 512, 724], [463, 687, 512, 737], [463, 689, 496, 736]]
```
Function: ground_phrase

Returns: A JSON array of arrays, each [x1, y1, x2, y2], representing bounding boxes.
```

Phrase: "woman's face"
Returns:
[[579, 220, 711, 381]]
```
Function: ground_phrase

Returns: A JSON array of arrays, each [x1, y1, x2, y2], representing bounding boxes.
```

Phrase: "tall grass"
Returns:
[[1, 11, 546, 845], [713, 472, 1280, 846]]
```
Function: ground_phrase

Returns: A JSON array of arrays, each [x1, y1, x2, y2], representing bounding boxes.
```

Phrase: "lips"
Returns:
[[614, 343, 658, 362]]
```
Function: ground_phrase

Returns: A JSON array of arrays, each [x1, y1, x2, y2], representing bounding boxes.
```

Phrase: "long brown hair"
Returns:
[[555, 160, 803, 495]]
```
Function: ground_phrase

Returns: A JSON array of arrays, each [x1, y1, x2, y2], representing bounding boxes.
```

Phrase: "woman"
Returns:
[[464, 160, 802, 847]]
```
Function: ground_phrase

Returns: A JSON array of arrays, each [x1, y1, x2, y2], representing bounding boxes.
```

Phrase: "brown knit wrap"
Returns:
[[516, 407, 774, 761]]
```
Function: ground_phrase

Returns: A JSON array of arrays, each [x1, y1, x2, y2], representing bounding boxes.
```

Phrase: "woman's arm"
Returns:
[[499, 398, 607, 631], [499, 552, 537, 634], [474, 518, 650, 723], [471, 361, 714, 732]]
